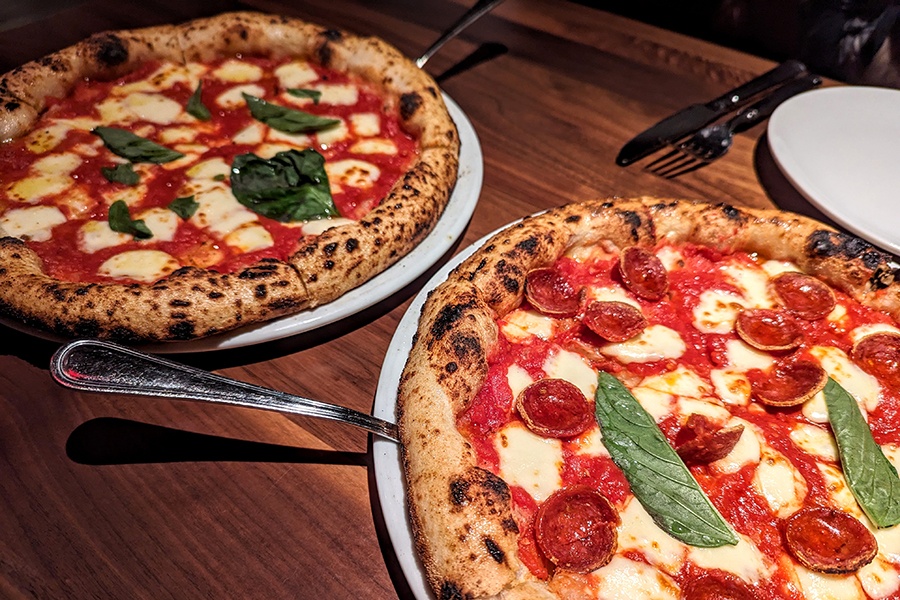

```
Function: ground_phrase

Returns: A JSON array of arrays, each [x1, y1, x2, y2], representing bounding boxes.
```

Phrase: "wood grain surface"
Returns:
[[0, 0, 830, 597]]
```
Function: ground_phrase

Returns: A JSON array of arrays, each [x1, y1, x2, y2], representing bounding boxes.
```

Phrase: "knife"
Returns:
[[616, 59, 808, 166]]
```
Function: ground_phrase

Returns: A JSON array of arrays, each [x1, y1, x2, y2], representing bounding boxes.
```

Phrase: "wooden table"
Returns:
[[0, 1, 822, 597]]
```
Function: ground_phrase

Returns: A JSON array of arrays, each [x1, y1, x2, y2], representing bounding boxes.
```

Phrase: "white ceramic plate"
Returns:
[[1, 94, 482, 353], [372, 229, 493, 600], [768, 86, 900, 255]]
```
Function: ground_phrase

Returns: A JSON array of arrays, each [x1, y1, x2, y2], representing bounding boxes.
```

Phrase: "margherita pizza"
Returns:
[[398, 198, 900, 600], [0, 12, 458, 342]]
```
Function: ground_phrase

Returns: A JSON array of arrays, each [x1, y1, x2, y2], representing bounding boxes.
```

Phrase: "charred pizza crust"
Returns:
[[397, 197, 900, 599], [0, 12, 459, 342]]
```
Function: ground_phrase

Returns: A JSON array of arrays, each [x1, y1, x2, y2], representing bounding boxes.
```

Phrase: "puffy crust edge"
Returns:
[[0, 12, 458, 342], [398, 197, 900, 599]]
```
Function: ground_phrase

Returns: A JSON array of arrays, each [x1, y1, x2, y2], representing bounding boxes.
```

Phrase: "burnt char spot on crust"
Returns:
[[170, 299, 191, 307], [619, 209, 643, 241], [482, 470, 511, 501], [445, 361, 458, 373], [169, 321, 196, 340], [323, 29, 343, 41], [400, 92, 423, 120], [88, 33, 129, 68], [4, 100, 20, 111], [484, 538, 505, 563], [429, 299, 476, 341], [323, 242, 338, 256], [501, 517, 519, 533], [514, 236, 538, 254], [450, 479, 470, 505], [345, 238, 359, 252], [720, 203, 745, 221], [440, 582, 467, 600], [254, 284, 267, 298], [807, 230, 888, 270]]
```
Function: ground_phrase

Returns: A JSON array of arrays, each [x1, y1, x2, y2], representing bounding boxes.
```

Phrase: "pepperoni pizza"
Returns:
[[0, 12, 458, 342], [398, 198, 900, 600]]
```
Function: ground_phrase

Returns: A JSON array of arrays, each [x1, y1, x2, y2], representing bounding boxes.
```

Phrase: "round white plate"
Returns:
[[372, 230, 492, 600], [2, 94, 482, 353], [768, 85, 900, 255]]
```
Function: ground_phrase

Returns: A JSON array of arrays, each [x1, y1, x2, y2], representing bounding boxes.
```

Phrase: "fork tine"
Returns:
[[644, 148, 682, 171], [658, 156, 707, 179], [645, 148, 697, 178]]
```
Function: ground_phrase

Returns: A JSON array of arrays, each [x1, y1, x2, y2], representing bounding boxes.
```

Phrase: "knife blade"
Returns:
[[616, 59, 808, 166]]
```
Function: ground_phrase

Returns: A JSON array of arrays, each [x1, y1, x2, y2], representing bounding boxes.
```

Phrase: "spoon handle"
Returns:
[[415, 0, 506, 68], [50, 339, 399, 442]]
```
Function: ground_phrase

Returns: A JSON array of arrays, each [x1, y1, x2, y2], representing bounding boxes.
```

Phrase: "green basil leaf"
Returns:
[[230, 149, 338, 222], [101, 163, 140, 185], [286, 88, 322, 104], [243, 93, 340, 133], [168, 195, 199, 219], [594, 372, 738, 547], [824, 377, 900, 527], [92, 127, 184, 164], [186, 81, 211, 121], [108, 200, 152, 239]]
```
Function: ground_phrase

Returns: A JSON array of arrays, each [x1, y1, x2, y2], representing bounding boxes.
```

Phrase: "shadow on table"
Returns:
[[433, 42, 508, 84]]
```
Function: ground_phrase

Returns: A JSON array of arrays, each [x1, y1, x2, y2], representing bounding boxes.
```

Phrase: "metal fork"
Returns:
[[646, 74, 821, 178], [415, 0, 507, 68]]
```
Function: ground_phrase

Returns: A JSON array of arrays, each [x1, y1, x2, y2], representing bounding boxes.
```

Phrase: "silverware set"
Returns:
[[617, 60, 821, 178]]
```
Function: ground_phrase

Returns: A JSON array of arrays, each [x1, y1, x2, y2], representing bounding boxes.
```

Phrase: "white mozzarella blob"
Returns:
[[724, 338, 776, 371], [325, 158, 380, 189], [849, 323, 900, 344], [593, 556, 679, 599], [809, 345, 882, 413], [639, 366, 711, 399], [599, 325, 686, 363], [711, 418, 761, 474], [266, 128, 312, 147], [121, 92, 184, 124], [572, 427, 609, 458], [0, 206, 66, 242], [692, 289, 746, 334], [216, 84, 266, 108], [857, 556, 900, 598], [710, 369, 752, 406], [79, 220, 131, 253], [316, 119, 350, 145], [655, 246, 684, 271], [8, 152, 81, 201], [817, 463, 863, 517], [752, 447, 808, 517], [232, 122, 266, 145], [688, 533, 773, 583], [723, 262, 775, 308], [761, 259, 799, 277], [224, 224, 273, 253], [100, 184, 148, 208], [313, 84, 359, 105], [349, 138, 398, 155], [158, 126, 200, 145], [349, 112, 380, 136], [617, 498, 687, 575], [494, 423, 562, 502], [584, 285, 641, 309], [676, 398, 731, 422], [186, 158, 231, 181], [506, 364, 534, 401], [298, 217, 355, 236], [190, 185, 258, 237], [137, 208, 178, 242], [630, 387, 674, 422], [274, 60, 319, 88], [542, 349, 596, 400], [500, 308, 556, 342], [827, 303, 849, 325], [803, 391, 830, 424], [212, 59, 263, 82], [794, 565, 866, 600], [790, 423, 839, 462], [98, 250, 179, 283]]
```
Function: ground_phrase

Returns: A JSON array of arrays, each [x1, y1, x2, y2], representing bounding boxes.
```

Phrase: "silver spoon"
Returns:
[[415, 0, 506, 68], [50, 339, 399, 442]]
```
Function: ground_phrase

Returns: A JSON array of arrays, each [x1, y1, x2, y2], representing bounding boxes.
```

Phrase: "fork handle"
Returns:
[[730, 74, 821, 134]]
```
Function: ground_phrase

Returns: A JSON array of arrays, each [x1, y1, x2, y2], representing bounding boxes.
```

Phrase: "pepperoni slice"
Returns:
[[516, 379, 594, 438], [734, 308, 803, 352], [618, 246, 668, 301], [682, 573, 755, 600], [851, 332, 900, 388], [582, 301, 647, 342], [784, 507, 878, 573], [773, 272, 836, 320], [525, 268, 581, 317], [674, 413, 745, 465], [750, 360, 827, 407], [535, 486, 619, 573]]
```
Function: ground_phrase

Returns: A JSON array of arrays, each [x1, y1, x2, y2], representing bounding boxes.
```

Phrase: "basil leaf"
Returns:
[[594, 372, 738, 547], [186, 81, 211, 121], [168, 195, 199, 219], [101, 163, 139, 185], [286, 88, 322, 104], [92, 127, 184, 164], [108, 200, 152, 239], [230, 149, 338, 222], [824, 377, 900, 527], [243, 93, 340, 133]]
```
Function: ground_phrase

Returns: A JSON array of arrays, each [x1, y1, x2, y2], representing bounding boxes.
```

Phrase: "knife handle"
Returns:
[[707, 59, 808, 113], [728, 74, 821, 135]]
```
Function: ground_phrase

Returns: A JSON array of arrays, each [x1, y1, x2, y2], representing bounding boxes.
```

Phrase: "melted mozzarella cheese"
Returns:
[[158, 126, 199, 144], [8, 152, 81, 201], [232, 122, 266, 145], [639, 366, 711, 398], [809, 346, 882, 413], [313, 84, 359, 105], [857, 557, 900, 598], [828, 303, 849, 325], [723, 262, 775, 308], [186, 158, 230, 181], [349, 138, 398, 155], [711, 418, 761, 474], [725, 338, 775, 371], [676, 397, 731, 422], [692, 289, 746, 334], [599, 325, 686, 363], [752, 447, 808, 517], [349, 113, 380, 136], [631, 387, 674, 422], [217, 84, 266, 108], [267, 128, 312, 147], [803, 391, 830, 424], [688, 533, 772, 583], [790, 423, 839, 462], [761, 259, 799, 277], [506, 364, 534, 400], [121, 92, 184, 125], [98, 250, 179, 282], [710, 369, 752, 406], [298, 217, 355, 236], [655, 246, 684, 271], [501, 308, 555, 341], [325, 158, 379, 189], [224, 223, 274, 253], [584, 285, 641, 309], [543, 349, 597, 399], [617, 498, 687, 574], [274, 60, 318, 88], [572, 427, 609, 457], [190, 185, 258, 237], [79, 220, 131, 253], [593, 556, 679, 599], [849, 322, 900, 344], [0, 206, 66, 242], [817, 463, 863, 517], [316, 119, 350, 145], [494, 423, 562, 502], [794, 565, 865, 600], [212, 59, 263, 82], [137, 208, 178, 242]]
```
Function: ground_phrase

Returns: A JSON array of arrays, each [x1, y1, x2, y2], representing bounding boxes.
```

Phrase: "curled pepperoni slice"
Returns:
[[525, 268, 581, 317], [852, 332, 900, 388], [773, 272, 836, 320], [535, 486, 619, 573], [516, 379, 594, 438], [750, 360, 827, 407], [582, 301, 647, 342], [784, 507, 877, 573], [734, 309, 803, 352], [682, 573, 755, 600], [618, 246, 668, 301], [674, 413, 745, 465]]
